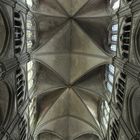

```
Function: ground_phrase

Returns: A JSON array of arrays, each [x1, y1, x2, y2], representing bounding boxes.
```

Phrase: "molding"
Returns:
[[18, 52, 30, 65], [118, 5, 132, 18], [0, 0, 15, 7], [113, 57, 140, 83], [131, 0, 140, 14]]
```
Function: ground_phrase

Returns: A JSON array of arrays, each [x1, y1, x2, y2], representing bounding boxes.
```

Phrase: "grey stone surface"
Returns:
[[32, 0, 111, 139]]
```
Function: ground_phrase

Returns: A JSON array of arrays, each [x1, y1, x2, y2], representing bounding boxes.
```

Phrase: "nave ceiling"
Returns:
[[31, 0, 112, 139]]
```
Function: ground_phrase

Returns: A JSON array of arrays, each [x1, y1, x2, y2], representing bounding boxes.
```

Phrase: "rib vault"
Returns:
[[32, 0, 112, 139]]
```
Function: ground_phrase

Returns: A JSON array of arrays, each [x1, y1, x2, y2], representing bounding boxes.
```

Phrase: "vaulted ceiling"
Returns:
[[32, 0, 112, 139]]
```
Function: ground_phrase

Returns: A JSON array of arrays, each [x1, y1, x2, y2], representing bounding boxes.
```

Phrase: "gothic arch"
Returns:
[[0, 4, 10, 56], [127, 86, 140, 134], [0, 81, 14, 128], [134, 18, 140, 64]]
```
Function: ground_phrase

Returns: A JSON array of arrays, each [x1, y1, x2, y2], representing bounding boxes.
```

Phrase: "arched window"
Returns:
[[28, 70, 33, 81], [112, 24, 118, 32], [112, 35, 118, 42], [106, 64, 115, 94], [110, 0, 120, 10], [27, 41, 33, 49], [27, 61, 34, 91], [110, 24, 118, 52], [27, 0, 33, 7], [26, 13, 36, 50], [107, 82, 113, 93], [27, 61, 33, 70], [29, 98, 36, 127], [111, 44, 117, 52], [101, 101, 110, 130], [26, 26, 33, 49], [27, 30, 32, 39], [108, 74, 114, 83], [109, 64, 115, 74], [28, 80, 34, 90]]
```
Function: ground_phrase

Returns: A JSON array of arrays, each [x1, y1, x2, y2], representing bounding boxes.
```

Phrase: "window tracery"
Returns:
[[110, 24, 119, 52], [26, 14, 36, 50], [19, 116, 27, 140], [101, 101, 110, 130], [110, 119, 120, 140], [16, 67, 25, 109], [106, 64, 115, 94], [29, 98, 36, 129], [110, 0, 120, 10], [27, 61, 35, 91], [27, 0, 33, 7]]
